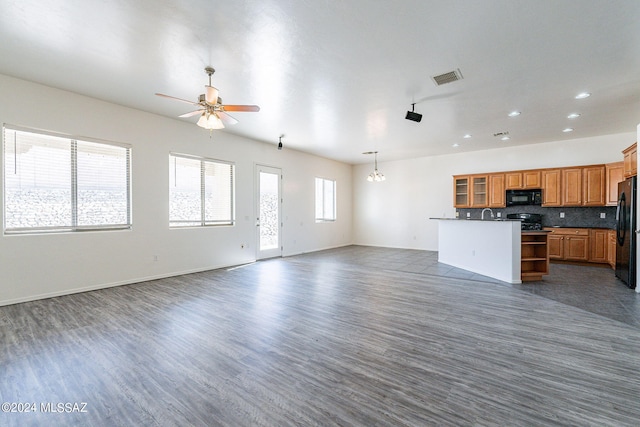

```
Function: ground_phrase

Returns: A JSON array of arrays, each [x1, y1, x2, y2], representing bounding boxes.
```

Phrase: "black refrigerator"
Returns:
[[615, 176, 636, 289]]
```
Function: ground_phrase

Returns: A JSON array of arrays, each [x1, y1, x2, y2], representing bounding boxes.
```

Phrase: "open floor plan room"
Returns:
[[1, 246, 639, 426]]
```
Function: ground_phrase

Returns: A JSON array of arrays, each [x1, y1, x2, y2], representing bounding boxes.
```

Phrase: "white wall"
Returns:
[[353, 132, 635, 250], [0, 74, 352, 306]]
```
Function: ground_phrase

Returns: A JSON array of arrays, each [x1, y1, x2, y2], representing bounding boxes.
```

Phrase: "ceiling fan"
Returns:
[[155, 66, 260, 130]]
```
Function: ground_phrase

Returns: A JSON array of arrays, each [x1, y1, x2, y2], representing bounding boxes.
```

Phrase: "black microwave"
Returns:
[[506, 189, 542, 206]]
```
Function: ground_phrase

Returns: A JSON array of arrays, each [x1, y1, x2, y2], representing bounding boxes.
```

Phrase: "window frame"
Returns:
[[315, 177, 337, 222], [169, 152, 236, 228], [2, 124, 132, 235]]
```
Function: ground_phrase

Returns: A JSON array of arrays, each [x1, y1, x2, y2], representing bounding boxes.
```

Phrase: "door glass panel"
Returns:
[[259, 171, 279, 251]]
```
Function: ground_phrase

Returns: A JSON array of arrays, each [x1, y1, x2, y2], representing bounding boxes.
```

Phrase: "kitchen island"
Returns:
[[431, 218, 522, 284]]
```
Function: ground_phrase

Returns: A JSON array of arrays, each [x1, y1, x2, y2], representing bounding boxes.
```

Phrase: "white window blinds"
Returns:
[[315, 177, 336, 221], [169, 154, 235, 227], [2, 125, 131, 233]]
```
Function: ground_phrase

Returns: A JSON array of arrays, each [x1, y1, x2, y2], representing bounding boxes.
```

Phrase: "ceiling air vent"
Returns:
[[431, 68, 463, 86], [493, 131, 509, 138]]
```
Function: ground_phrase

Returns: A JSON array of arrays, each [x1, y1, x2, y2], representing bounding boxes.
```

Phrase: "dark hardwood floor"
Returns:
[[1, 245, 639, 426]]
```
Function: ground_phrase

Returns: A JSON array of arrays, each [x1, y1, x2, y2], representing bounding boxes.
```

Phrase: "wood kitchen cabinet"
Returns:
[[470, 175, 488, 207], [608, 229, 616, 268], [544, 228, 590, 262], [562, 168, 583, 206], [520, 232, 549, 281], [623, 142, 637, 178], [453, 174, 495, 208], [541, 169, 562, 206], [582, 165, 606, 206], [454, 176, 470, 207], [606, 162, 624, 206], [488, 174, 505, 207], [505, 170, 542, 189], [589, 229, 608, 264]]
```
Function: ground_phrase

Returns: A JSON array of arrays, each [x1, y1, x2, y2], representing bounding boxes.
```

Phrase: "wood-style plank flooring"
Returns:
[[1, 245, 640, 426]]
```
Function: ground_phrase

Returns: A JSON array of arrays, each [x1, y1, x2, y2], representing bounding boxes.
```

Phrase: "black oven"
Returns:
[[506, 189, 542, 206]]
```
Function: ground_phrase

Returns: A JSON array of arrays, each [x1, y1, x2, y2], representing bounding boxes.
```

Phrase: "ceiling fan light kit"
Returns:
[[155, 66, 260, 133], [197, 112, 224, 130], [405, 103, 422, 122]]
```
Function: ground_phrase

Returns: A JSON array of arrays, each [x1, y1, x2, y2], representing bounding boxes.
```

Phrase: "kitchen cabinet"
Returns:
[[582, 165, 606, 206], [453, 174, 496, 208], [562, 168, 583, 206], [454, 176, 470, 208], [488, 174, 505, 207], [520, 231, 549, 281], [607, 229, 616, 268], [589, 229, 608, 264], [544, 228, 590, 262], [505, 170, 542, 189], [541, 169, 562, 206], [606, 162, 624, 206], [623, 142, 637, 178], [470, 175, 488, 207]]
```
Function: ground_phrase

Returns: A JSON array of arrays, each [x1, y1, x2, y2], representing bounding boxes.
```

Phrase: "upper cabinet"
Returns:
[[561, 167, 583, 206], [488, 174, 505, 207], [456, 163, 613, 208], [453, 174, 504, 208], [454, 176, 470, 208], [605, 162, 624, 206], [505, 170, 541, 189], [582, 165, 606, 206], [541, 169, 562, 206], [623, 142, 637, 178], [470, 175, 488, 207]]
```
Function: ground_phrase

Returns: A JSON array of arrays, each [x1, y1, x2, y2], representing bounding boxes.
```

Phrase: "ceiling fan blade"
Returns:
[[217, 111, 239, 126], [179, 109, 205, 118], [155, 93, 200, 106], [221, 105, 260, 112], [205, 86, 219, 105]]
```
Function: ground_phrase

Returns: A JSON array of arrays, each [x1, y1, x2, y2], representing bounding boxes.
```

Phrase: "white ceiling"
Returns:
[[1, 0, 639, 164]]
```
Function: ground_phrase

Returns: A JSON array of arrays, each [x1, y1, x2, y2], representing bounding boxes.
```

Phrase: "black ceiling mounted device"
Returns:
[[405, 103, 422, 122]]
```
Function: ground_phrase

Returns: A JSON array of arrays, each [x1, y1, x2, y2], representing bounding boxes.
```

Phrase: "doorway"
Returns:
[[256, 165, 282, 259]]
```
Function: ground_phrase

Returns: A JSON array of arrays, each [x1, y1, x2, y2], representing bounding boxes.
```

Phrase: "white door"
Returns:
[[256, 165, 282, 259]]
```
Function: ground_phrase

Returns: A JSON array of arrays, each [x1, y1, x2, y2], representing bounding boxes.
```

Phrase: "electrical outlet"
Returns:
[[600, 212, 606, 219], [496, 212, 501, 218], [560, 212, 565, 218], [466, 212, 471, 218]]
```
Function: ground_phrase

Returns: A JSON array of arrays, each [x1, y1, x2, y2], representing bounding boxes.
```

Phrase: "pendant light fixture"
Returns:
[[363, 151, 385, 182]]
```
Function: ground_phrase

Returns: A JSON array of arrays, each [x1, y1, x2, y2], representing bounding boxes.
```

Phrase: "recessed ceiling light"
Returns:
[[508, 111, 521, 117], [501, 136, 510, 141], [563, 128, 574, 132], [575, 92, 591, 99], [452, 143, 460, 148], [567, 113, 581, 119], [463, 134, 472, 139]]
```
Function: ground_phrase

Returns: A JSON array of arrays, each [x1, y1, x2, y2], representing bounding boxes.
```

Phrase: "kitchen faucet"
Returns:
[[481, 208, 494, 220]]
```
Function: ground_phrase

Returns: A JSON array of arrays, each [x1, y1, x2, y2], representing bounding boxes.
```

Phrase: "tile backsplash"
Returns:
[[456, 206, 617, 229]]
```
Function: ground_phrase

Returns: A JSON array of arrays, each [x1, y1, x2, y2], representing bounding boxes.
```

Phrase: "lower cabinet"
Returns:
[[607, 229, 616, 268], [545, 228, 590, 261], [521, 232, 549, 281], [544, 227, 614, 267]]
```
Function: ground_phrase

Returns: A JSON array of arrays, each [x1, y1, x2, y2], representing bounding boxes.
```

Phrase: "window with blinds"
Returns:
[[169, 153, 235, 227], [2, 125, 131, 234], [315, 177, 336, 222]]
